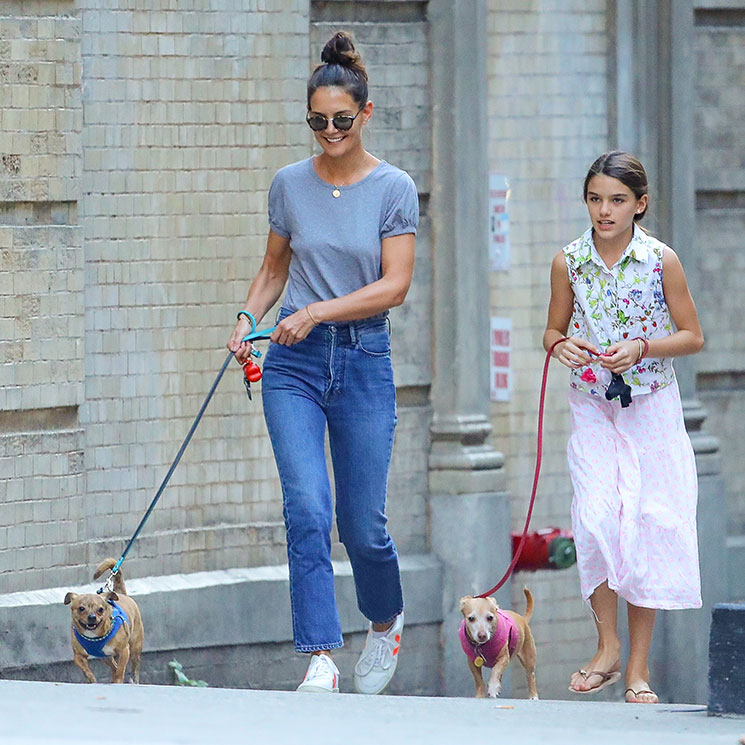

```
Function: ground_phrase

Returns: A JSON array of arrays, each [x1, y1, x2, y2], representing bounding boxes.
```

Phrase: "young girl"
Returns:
[[543, 151, 704, 704], [228, 31, 417, 694]]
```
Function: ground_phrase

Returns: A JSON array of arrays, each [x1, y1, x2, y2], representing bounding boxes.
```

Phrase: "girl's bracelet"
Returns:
[[632, 336, 649, 363]]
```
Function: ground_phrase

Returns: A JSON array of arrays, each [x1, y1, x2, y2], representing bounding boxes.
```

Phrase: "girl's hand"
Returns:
[[554, 336, 602, 369], [227, 316, 255, 364], [271, 306, 318, 346], [599, 339, 642, 374]]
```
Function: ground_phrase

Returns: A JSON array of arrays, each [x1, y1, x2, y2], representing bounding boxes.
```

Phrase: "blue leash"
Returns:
[[98, 312, 275, 591]]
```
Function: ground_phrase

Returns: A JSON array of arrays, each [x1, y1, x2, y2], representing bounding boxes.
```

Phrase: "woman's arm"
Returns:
[[269, 232, 415, 346], [543, 251, 602, 368], [602, 247, 704, 372], [227, 229, 291, 362]]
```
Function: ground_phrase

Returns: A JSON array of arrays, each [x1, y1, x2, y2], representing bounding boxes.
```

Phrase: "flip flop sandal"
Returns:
[[625, 687, 658, 704], [568, 668, 622, 694]]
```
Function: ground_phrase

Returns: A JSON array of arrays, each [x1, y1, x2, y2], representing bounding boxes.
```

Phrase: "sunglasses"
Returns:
[[306, 107, 364, 132]]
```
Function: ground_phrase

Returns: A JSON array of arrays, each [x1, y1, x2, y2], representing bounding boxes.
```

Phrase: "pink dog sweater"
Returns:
[[459, 612, 519, 668]]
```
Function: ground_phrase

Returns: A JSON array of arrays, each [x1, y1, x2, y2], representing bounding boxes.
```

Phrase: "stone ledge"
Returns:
[[0, 553, 442, 670]]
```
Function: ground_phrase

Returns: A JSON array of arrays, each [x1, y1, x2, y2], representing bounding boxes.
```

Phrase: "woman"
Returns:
[[228, 31, 418, 695]]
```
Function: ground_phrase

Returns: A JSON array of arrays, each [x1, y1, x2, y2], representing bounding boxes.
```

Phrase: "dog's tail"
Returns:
[[93, 557, 127, 596], [523, 587, 534, 622]]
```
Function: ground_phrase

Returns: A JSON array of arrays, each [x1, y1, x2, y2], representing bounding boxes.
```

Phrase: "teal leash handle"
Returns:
[[99, 314, 276, 592], [237, 310, 276, 350]]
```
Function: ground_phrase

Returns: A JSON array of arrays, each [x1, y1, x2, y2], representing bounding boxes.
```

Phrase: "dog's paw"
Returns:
[[487, 685, 502, 698]]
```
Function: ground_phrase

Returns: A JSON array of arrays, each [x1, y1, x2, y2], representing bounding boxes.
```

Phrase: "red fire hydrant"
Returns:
[[512, 527, 576, 571]]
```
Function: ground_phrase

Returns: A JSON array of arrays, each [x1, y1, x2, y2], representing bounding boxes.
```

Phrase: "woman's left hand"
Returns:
[[270, 307, 318, 346], [598, 339, 642, 374]]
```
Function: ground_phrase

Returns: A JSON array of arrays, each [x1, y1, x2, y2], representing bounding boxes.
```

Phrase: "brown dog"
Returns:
[[64, 558, 144, 684], [459, 588, 538, 699]]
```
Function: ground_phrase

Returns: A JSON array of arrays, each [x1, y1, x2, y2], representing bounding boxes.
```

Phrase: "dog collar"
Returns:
[[73, 600, 129, 658]]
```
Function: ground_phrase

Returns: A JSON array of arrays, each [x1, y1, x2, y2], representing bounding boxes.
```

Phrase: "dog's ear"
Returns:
[[459, 596, 473, 612], [64, 592, 76, 605], [106, 591, 119, 602], [487, 596, 499, 612]]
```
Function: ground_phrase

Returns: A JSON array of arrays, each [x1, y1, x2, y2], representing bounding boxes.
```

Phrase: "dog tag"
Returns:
[[474, 655, 485, 668]]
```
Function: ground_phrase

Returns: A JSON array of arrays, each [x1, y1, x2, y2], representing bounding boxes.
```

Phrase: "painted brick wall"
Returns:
[[486, 0, 610, 699], [0, 3, 84, 592], [77, 0, 311, 582]]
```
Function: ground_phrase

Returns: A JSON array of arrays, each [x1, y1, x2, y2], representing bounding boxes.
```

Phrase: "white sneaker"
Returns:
[[354, 612, 404, 695], [296, 653, 340, 693]]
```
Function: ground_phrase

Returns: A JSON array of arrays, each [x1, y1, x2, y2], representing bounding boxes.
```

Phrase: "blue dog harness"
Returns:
[[73, 600, 129, 658]]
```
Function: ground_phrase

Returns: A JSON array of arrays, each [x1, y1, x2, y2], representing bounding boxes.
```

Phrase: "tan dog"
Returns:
[[64, 558, 144, 684], [459, 588, 538, 699]]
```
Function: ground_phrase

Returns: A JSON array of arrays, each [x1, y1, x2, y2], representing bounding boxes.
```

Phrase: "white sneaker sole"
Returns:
[[296, 683, 339, 693], [354, 679, 392, 695]]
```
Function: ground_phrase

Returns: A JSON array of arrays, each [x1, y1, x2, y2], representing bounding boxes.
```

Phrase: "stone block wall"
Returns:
[[694, 8, 745, 548], [0, 3, 84, 592], [486, 0, 610, 699]]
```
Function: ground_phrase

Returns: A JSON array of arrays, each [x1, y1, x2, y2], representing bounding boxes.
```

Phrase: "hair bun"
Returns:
[[321, 31, 362, 70]]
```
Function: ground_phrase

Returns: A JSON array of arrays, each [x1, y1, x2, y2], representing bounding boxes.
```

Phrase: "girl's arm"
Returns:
[[269, 232, 415, 346], [651, 247, 704, 356], [227, 229, 291, 363], [543, 251, 602, 369], [602, 247, 704, 373]]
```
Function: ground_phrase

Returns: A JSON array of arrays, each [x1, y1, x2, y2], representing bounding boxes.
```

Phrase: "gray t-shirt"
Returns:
[[268, 157, 418, 314]]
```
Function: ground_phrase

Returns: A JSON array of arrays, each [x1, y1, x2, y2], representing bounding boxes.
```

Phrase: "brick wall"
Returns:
[[486, 0, 610, 699], [0, 3, 84, 591], [77, 0, 311, 582]]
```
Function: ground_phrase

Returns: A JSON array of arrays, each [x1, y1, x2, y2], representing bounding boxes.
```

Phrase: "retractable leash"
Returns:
[[98, 311, 275, 594], [475, 336, 637, 598]]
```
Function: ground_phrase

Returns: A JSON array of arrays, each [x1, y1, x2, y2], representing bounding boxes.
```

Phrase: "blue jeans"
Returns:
[[261, 310, 404, 652]]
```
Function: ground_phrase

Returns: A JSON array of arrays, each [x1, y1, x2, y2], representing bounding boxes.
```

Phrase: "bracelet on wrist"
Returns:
[[305, 305, 319, 325], [237, 310, 257, 330], [632, 336, 649, 363]]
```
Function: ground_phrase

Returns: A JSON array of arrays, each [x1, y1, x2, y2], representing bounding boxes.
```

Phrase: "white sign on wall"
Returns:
[[490, 317, 512, 402], [488, 172, 510, 272]]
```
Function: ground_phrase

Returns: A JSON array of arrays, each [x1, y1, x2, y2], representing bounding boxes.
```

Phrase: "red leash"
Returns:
[[476, 337, 568, 598]]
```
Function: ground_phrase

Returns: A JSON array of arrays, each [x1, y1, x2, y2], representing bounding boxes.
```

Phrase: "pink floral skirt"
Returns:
[[567, 382, 702, 610]]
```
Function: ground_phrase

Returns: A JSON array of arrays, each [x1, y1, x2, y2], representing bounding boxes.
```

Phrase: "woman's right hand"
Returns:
[[227, 315, 255, 364], [270, 306, 318, 346], [553, 336, 602, 369]]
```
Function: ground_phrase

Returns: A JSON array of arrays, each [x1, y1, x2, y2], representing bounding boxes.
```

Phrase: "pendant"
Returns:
[[474, 655, 485, 668], [332, 188, 341, 198]]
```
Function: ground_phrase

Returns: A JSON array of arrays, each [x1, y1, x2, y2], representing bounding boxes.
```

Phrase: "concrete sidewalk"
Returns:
[[0, 679, 742, 745]]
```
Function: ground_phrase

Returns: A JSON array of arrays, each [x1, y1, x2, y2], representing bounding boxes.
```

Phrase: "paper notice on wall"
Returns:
[[490, 317, 512, 402], [489, 172, 510, 272]]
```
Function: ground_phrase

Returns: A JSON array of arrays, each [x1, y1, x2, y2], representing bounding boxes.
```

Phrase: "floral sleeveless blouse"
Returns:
[[563, 226, 676, 398]]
